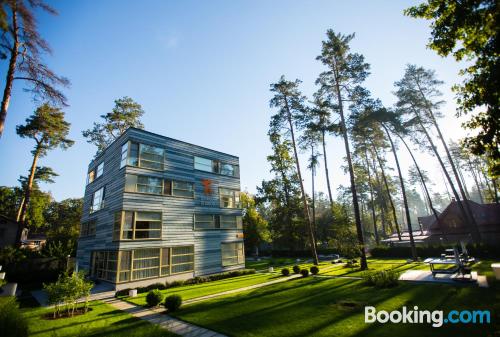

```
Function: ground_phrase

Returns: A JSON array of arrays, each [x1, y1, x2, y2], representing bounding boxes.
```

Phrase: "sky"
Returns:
[[0, 0, 472, 203]]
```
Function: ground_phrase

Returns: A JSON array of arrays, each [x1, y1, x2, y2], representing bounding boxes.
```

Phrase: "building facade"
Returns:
[[76, 128, 244, 290]]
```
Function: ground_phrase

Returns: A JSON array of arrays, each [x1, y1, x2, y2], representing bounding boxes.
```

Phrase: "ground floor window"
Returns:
[[221, 241, 244, 267], [92, 245, 194, 283], [92, 251, 118, 282]]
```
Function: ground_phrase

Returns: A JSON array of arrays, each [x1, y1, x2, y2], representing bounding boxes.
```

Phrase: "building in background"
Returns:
[[76, 128, 244, 290]]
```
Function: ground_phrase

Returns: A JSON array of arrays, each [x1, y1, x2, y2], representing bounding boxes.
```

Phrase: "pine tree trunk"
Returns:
[[283, 98, 319, 265], [467, 157, 484, 204], [19, 147, 41, 226], [371, 155, 389, 236], [0, 8, 19, 138], [395, 132, 441, 227], [311, 145, 317, 246], [333, 77, 367, 269], [493, 179, 499, 204], [417, 87, 481, 242], [321, 130, 335, 214], [416, 117, 481, 242], [363, 148, 379, 245], [371, 142, 402, 240], [381, 124, 417, 260]]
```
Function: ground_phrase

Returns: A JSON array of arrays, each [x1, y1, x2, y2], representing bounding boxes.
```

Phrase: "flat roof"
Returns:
[[90, 126, 239, 165]]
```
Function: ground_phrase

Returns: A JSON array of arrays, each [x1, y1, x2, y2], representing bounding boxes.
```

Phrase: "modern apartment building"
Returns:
[[76, 127, 244, 290]]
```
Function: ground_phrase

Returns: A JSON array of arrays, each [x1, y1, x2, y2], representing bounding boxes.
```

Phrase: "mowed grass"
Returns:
[[20, 300, 177, 337], [122, 272, 281, 306], [171, 276, 500, 337]]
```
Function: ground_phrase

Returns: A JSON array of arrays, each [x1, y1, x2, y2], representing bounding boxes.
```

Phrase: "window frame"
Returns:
[[194, 156, 239, 178], [221, 241, 245, 267], [124, 174, 194, 199], [121, 141, 166, 171], [93, 246, 195, 283], [219, 188, 241, 209], [90, 187, 105, 213], [80, 219, 97, 237], [113, 210, 162, 241]]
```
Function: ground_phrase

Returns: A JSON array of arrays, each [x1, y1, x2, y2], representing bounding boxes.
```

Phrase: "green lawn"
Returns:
[[122, 272, 281, 306], [171, 276, 499, 337], [20, 300, 177, 337]]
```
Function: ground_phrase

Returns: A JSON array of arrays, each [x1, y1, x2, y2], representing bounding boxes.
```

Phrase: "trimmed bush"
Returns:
[[300, 269, 309, 277], [363, 270, 399, 288], [292, 265, 301, 274], [164, 294, 182, 312], [310, 266, 319, 275], [146, 282, 166, 291], [0, 297, 28, 337], [146, 289, 164, 307], [281, 268, 290, 276]]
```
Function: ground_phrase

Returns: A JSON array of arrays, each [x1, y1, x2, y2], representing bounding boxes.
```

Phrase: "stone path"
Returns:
[[103, 298, 226, 337]]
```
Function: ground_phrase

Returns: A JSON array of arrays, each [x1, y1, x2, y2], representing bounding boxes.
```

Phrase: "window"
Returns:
[[80, 219, 96, 237], [194, 214, 219, 229], [113, 211, 162, 240], [94, 246, 194, 283], [121, 141, 164, 170], [118, 251, 131, 282], [219, 188, 241, 208], [194, 156, 212, 172], [125, 174, 193, 198], [93, 251, 118, 282], [87, 162, 104, 184], [132, 248, 160, 280], [125, 174, 163, 194], [90, 187, 105, 213], [96, 162, 104, 178], [120, 143, 128, 168], [87, 170, 95, 184], [172, 181, 194, 198], [220, 216, 243, 229], [171, 246, 194, 273], [221, 242, 244, 267], [194, 157, 239, 177]]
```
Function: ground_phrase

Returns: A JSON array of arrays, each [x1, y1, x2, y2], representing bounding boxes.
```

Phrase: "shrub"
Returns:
[[292, 265, 301, 274], [164, 294, 182, 312], [146, 289, 164, 307], [146, 283, 166, 291], [300, 269, 309, 277], [0, 297, 28, 337], [310, 266, 319, 275], [281, 268, 290, 276], [363, 270, 399, 288]]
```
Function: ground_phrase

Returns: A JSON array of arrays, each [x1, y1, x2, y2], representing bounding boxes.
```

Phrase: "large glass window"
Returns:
[[172, 181, 194, 198], [121, 141, 164, 170], [219, 188, 241, 208], [87, 170, 95, 184], [114, 211, 162, 240], [94, 246, 194, 283], [125, 174, 193, 198], [171, 246, 194, 273], [125, 174, 163, 194], [194, 156, 212, 172], [80, 219, 96, 237], [132, 248, 160, 280], [90, 187, 105, 213], [220, 216, 243, 229], [221, 242, 244, 267], [93, 251, 118, 282], [194, 157, 239, 177], [194, 214, 219, 229]]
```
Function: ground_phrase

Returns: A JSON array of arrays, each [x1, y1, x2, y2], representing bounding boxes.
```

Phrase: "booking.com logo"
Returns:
[[365, 306, 491, 328]]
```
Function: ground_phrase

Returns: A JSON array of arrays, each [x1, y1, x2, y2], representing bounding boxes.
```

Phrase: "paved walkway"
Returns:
[[103, 298, 226, 337]]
